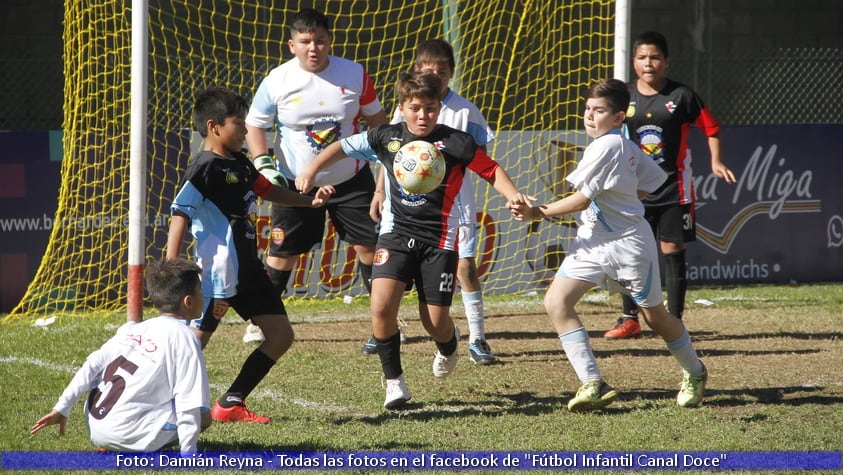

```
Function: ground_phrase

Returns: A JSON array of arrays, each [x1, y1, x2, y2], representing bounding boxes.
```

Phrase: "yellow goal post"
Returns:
[[7, 0, 618, 320]]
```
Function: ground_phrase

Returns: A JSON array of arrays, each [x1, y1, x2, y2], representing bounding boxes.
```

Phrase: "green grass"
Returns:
[[2, 284, 842, 474]]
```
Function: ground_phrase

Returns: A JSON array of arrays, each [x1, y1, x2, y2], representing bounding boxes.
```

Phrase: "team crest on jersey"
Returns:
[[665, 101, 677, 114], [212, 300, 230, 321], [627, 104, 636, 117], [271, 227, 286, 245], [388, 140, 402, 153], [306, 117, 342, 150], [224, 169, 239, 184], [373, 248, 390, 266], [433, 140, 445, 151]]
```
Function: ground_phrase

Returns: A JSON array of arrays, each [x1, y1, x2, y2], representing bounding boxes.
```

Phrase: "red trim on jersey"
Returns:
[[360, 70, 378, 106], [440, 167, 465, 248], [253, 174, 273, 197], [694, 106, 720, 137], [467, 148, 500, 180]]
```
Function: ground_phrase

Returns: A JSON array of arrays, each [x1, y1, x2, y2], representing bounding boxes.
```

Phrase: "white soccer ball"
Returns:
[[393, 140, 446, 195]]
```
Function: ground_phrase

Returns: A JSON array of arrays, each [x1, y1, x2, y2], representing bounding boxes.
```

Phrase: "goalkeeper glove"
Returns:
[[253, 154, 288, 187]]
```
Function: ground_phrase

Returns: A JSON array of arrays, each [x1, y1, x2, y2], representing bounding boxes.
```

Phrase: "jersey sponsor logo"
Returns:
[[306, 117, 342, 151], [223, 169, 240, 184], [627, 104, 636, 118], [271, 227, 285, 245], [373, 248, 390, 266], [387, 140, 401, 153]]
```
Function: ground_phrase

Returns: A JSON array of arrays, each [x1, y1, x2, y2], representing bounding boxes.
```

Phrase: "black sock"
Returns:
[[664, 250, 687, 319], [358, 262, 373, 294], [266, 267, 292, 297], [435, 325, 458, 356], [621, 294, 639, 319], [219, 349, 276, 406], [376, 332, 403, 379]]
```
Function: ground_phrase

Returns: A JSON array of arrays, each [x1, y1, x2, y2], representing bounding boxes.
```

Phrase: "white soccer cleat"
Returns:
[[432, 326, 460, 378], [383, 376, 412, 409], [242, 322, 265, 344]]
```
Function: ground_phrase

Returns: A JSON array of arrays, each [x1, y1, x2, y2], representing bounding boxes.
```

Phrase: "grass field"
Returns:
[[2, 283, 842, 474]]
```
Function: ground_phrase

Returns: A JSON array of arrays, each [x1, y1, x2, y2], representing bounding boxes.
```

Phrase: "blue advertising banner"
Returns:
[[686, 124, 843, 284], [1, 450, 840, 471]]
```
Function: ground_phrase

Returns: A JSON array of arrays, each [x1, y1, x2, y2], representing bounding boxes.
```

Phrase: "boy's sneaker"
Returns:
[[361, 336, 377, 355], [383, 376, 412, 409], [468, 339, 495, 365], [432, 326, 460, 378], [210, 401, 270, 423], [677, 362, 708, 407], [604, 316, 642, 339], [242, 322, 265, 344], [567, 381, 618, 412]]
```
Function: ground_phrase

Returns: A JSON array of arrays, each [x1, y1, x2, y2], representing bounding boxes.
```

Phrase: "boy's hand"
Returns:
[[30, 410, 67, 436], [295, 172, 315, 194], [254, 155, 288, 187], [507, 194, 539, 221], [369, 190, 385, 222], [311, 185, 335, 207]]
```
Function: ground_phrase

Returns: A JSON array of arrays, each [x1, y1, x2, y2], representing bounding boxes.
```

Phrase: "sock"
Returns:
[[434, 324, 459, 356], [664, 250, 687, 319], [266, 267, 292, 298], [376, 332, 403, 379], [559, 327, 602, 384], [358, 262, 373, 294], [621, 293, 640, 319], [218, 348, 276, 406], [462, 290, 485, 341], [666, 329, 704, 375]]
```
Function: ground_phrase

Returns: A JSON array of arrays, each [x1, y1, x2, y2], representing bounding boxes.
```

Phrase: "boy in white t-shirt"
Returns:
[[507, 78, 709, 412], [30, 258, 212, 453]]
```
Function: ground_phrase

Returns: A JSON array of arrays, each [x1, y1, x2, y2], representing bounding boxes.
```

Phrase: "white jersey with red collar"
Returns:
[[246, 55, 383, 186]]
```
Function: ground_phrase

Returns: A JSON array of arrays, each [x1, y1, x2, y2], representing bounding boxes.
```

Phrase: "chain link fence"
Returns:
[[2, 47, 841, 131]]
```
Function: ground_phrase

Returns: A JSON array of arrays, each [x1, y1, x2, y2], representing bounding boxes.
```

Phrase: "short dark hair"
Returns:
[[633, 31, 669, 58], [290, 8, 331, 37], [586, 78, 630, 114], [414, 39, 456, 72], [395, 71, 442, 105], [145, 258, 201, 314], [192, 86, 248, 137]]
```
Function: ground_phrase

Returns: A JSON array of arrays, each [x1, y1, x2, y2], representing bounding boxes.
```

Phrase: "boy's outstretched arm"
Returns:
[[295, 141, 349, 193], [260, 181, 335, 207], [508, 191, 591, 221], [481, 165, 536, 207]]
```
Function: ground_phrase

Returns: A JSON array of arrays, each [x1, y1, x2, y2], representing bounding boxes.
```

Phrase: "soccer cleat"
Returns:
[[677, 362, 708, 407], [383, 376, 412, 409], [242, 322, 265, 344], [210, 401, 270, 423], [604, 316, 642, 339], [361, 336, 377, 355], [432, 326, 460, 378], [567, 381, 619, 412], [468, 339, 496, 365]]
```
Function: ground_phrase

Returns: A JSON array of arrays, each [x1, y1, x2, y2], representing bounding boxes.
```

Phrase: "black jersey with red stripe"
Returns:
[[350, 123, 499, 250], [626, 78, 720, 206]]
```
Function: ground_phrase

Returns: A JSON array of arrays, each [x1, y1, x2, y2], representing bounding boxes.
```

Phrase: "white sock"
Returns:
[[666, 329, 704, 375], [462, 290, 485, 341], [560, 327, 601, 384]]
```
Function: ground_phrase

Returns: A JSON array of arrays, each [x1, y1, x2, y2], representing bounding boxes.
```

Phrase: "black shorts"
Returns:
[[644, 202, 696, 244], [268, 166, 378, 257], [193, 274, 286, 333], [372, 233, 458, 306]]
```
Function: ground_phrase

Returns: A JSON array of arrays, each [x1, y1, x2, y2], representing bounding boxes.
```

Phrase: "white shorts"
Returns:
[[557, 220, 663, 308], [455, 181, 477, 260]]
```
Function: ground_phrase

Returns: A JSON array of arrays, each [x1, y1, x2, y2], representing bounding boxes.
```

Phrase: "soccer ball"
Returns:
[[393, 140, 446, 195]]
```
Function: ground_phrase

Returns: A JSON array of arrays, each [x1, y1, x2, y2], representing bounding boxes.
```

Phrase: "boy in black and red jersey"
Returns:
[[295, 71, 531, 409], [605, 31, 737, 339]]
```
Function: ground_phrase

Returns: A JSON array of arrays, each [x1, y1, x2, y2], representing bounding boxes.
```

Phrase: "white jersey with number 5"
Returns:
[[52, 316, 210, 452]]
